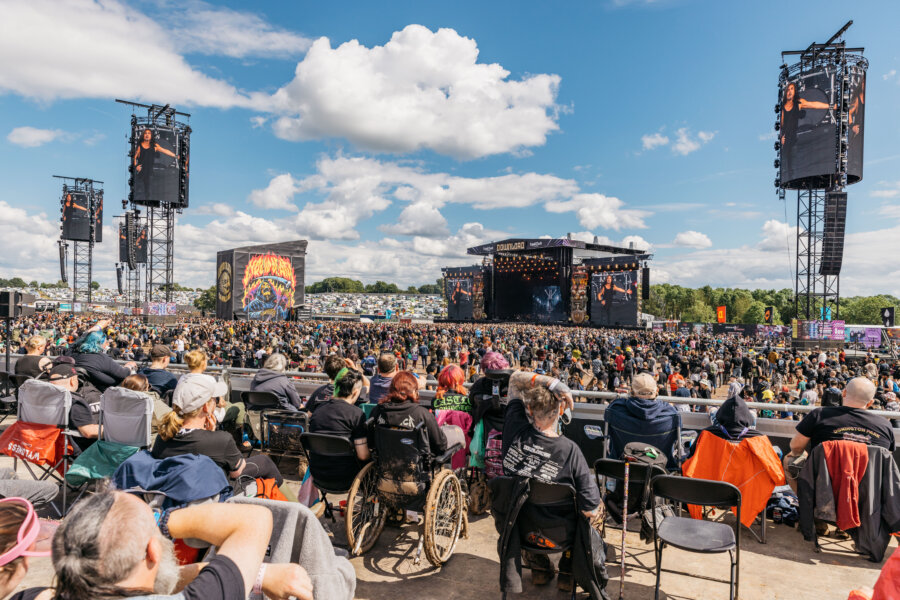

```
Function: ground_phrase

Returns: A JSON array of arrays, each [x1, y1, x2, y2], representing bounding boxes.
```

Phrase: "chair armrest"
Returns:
[[434, 443, 463, 465]]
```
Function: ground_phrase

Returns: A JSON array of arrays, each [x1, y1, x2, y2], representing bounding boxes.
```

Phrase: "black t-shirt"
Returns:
[[309, 398, 367, 483], [305, 383, 332, 413], [69, 389, 100, 453], [9, 588, 47, 600], [796, 406, 896, 451], [151, 429, 244, 474], [501, 397, 600, 513], [14, 355, 46, 378]]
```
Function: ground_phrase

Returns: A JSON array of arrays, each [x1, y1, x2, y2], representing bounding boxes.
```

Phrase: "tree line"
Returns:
[[643, 284, 898, 326], [306, 277, 443, 295]]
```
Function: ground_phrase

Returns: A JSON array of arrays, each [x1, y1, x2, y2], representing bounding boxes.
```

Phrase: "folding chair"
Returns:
[[65, 387, 154, 502], [0, 372, 20, 424], [594, 458, 666, 571], [603, 412, 683, 470], [0, 379, 75, 516], [650, 475, 741, 600], [241, 391, 281, 443]]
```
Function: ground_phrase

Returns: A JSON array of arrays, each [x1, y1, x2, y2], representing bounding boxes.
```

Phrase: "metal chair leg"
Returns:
[[654, 544, 663, 600]]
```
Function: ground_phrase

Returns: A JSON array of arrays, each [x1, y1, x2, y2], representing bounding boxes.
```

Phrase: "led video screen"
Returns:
[[131, 126, 182, 206], [445, 277, 474, 320], [61, 191, 91, 241], [590, 271, 638, 327], [531, 285, 566, 322], [118, 223, 148, 264], [239, 252, 297, 321], [780, 67, 865, 188]]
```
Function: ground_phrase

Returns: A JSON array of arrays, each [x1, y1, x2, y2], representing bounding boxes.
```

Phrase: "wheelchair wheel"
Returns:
[[423, 469, 464, 566], [345, 462, 386, 556]]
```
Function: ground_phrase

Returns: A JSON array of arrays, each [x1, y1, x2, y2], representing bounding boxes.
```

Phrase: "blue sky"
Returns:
[[1, 0, 899, 295]]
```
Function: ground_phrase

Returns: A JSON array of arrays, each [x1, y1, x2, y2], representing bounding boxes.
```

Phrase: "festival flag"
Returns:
[[716, 306, 727, 323]]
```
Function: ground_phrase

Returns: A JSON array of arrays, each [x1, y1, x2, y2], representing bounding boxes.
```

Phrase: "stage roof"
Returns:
[[467, 237, 649, 257]]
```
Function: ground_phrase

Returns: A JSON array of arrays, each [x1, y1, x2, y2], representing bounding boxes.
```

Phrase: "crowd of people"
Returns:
[[0, 313, 899, 598]]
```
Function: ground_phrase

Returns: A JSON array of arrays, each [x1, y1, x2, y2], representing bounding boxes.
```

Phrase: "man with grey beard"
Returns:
[[48, 489, 313, 600]]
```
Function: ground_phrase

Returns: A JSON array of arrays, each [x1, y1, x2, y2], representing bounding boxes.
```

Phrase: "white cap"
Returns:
[[173, 373, 227, 414]]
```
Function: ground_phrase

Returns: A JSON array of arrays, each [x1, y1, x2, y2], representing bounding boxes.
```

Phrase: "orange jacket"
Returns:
[[682, 431, 786, 527]]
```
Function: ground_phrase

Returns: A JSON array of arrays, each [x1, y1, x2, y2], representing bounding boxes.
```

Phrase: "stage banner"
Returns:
[[215, 250, 234, 320], [445, 276, 474, 320], [830, 320, 845, 341], [716, 306, 726, 323], [569, 265, 588, 324]]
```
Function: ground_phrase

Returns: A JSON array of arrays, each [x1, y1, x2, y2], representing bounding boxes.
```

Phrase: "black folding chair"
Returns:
[[650, 475, 741, 600], [516, 480, 578, 600], [594, 458, 666, 571], [240, 391, 282, 443], [299, 432, 359, 521]]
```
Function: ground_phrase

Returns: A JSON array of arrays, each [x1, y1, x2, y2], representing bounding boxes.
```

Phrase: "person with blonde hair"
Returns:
[[14, 336, 50, 378], [184, 349, 247, 447]]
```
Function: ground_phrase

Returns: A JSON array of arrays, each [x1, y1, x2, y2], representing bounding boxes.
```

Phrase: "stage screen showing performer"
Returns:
[[132, 126, 179, 205], [590, 271, 638, 327], [847, 70, 866, 181], [92, 191, 103, 243], [446, 277, 474, 320], [240, 253, 296, 321], [61, 191, 91, 241], [531, 285, 565, 322], [118, 223, 148, 264], [779, 68, 838, 187]]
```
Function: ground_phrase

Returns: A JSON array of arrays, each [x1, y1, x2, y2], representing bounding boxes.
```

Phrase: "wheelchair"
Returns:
[[345, 422, 468, 566], [466, 368, 514, 515]]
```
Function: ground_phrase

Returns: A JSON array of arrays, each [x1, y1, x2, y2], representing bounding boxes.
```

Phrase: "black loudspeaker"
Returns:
[[641, 267, 650, 300], [125, 211, 137, 271], [883, 307, 896, 328], [58, 242, 68, 284], [764, 306, 774, 324], [820, 191, 847, 276], [116, 265, 124, 295], [0, 292, 35, 319]]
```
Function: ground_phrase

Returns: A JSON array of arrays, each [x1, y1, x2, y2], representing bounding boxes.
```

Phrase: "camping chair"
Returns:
[[300, 432, 361, 521], [0, 379, 75, 516], [0, 372, 21, 424], [603, 412, 683, 470], [649, 475, 741, 600], [65, 387, 155, 501], [241, 391, 281, 443]]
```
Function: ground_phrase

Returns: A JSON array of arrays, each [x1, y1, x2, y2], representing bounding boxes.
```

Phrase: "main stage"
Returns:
[[442, 236, 652, 326]]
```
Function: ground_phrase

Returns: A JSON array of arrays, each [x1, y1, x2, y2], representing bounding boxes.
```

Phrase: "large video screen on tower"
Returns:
[[61, 191, 91, 241], [93, 192, 103, 243], [779, 66, 865, 188], [131, 125, 183, 206], [237, 252, 298, 321], [590, 271, 638, 327], [445, 277, 474, 320], [118, 223, 148, 264]]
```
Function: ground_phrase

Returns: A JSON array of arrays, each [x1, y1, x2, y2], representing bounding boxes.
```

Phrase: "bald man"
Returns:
[[789, 377, 895, 457]]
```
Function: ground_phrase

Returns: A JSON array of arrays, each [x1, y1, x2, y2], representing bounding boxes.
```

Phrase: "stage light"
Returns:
[[774, 159, 780, 168], [774, 178, 781, 188], [774, 121, 781, 131], [774, 141, 781, 151], [774, 104, 781, 113]]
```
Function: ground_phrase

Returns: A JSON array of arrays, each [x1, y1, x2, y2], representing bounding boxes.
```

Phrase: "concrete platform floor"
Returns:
[[3, 451, 893, 600]]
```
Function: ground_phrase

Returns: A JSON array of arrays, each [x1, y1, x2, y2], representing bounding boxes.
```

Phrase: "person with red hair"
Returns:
[[370, 371, 463, 457], [434, 365, 473, 469]]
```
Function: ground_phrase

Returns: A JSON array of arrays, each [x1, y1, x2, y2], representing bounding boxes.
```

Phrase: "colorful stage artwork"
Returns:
[[241, 253, 296, 321]]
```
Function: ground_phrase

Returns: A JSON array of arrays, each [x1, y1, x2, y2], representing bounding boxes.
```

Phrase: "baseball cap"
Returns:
[[172, 374, 227, 414], [150, 344, 172, 359], [631, 373, 658, 399], [48, 356, 77, 381]]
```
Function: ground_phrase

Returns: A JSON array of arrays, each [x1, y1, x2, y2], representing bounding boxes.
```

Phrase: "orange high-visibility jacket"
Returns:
[[682, 430, 786, 527]]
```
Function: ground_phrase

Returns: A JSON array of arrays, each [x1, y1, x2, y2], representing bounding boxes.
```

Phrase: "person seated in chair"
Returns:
[[604, 372, 680, 469], [502, 375, 600, 591], [152, 374, 295, 501], [308, 368, 370, 484], [250, 353, 301, 412], [46, 357, 99, 454], [14, 336, 51, 378], [138, 344, 178, 396]]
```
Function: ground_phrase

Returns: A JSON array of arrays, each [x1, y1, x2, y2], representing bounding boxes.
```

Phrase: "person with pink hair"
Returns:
[[434, 364, 473, 470]]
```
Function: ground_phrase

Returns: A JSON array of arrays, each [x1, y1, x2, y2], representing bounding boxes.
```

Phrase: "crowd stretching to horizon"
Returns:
[[0, 313, 899, 599]]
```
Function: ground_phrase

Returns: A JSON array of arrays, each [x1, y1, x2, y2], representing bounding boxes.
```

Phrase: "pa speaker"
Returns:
[[641, 267, 650, 300], [884, 307, 896, 328], [820, 191, 847, 276]]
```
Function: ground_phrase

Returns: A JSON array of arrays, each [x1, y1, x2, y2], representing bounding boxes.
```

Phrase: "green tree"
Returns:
[[364, 281, 400, 294], [740, 300, 767, 324], [8, 277, 26, 288], [28, 280, 38, 288], [405, 286, 418, 294], [307, 277, 366, 293], [91, 281, 100, 290], [841, 296, 898, 325], [193, 286, 217, 312]]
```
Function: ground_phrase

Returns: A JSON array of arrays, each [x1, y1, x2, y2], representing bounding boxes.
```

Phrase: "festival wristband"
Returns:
[[253, 563, 268, 596]]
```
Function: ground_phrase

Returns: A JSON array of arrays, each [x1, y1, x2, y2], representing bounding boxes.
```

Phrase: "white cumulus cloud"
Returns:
[[6, 126, 66, 147], [248, 174, 301, 211], [267, 25, 562, 159], [671, 127, 715, 155], [672, 230, 712, 249], [544, 194, 649, 231], [641, 132, 669, 150]]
